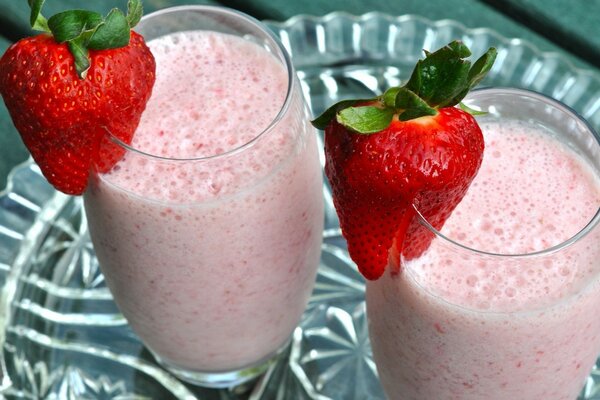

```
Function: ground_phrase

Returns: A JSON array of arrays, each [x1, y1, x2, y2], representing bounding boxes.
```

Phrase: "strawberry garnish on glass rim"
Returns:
[[0, 0, 155, 195], [312, 41, 497, 280]]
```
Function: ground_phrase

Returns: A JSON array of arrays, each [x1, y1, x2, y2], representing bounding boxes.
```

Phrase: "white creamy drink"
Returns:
[[84, 30, 324, 373]]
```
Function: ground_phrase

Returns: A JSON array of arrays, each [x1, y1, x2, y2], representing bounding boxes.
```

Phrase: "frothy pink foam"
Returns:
[[135, 30, 288, 159], [406, 121, 600, 312], [103, 31, 294, 203]]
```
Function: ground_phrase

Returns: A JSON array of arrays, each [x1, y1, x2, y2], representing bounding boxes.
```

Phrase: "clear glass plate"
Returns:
[[1, 12, 599, 400]]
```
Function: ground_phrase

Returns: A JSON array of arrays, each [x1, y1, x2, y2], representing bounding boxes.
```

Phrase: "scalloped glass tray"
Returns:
[[1, 12, 600, 400]]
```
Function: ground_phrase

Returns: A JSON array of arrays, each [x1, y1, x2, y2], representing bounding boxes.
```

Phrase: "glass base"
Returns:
[[153, 339, 290, 389]]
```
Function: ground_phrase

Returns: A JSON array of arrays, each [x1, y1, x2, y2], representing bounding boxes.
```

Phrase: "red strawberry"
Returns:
[[0, 1, 155, 195], [312, 41, 497, 280]]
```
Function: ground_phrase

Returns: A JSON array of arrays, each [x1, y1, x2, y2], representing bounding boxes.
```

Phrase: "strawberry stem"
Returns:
[[311, 40, 497, 133], [27, 0, 144, 78]]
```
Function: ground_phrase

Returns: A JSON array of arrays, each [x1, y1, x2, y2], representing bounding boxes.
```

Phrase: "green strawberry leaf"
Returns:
[[311, 98, 375, 130], [337, 106, 394, 134], [126, 0, 143, 28], [88, 8, 130, 50], [405, 41, 470, 97], [467, 47, 498, 89], [68, 39, 91, 78], [28, 0, 49, 32], [47, 10, 103, 43], [447, 48, 498, 106], [431, 64, 471, 108], [459, 102, 488, 116], [382, 87, 401, 108], [310, 40, 497, 134], [394, 88, 437, 121], [406, 40, 472, 108]]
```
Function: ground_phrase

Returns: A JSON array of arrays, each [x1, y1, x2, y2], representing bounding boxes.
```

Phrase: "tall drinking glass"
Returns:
[[366, 88, 600, 399], [83, 6, 324, 388]]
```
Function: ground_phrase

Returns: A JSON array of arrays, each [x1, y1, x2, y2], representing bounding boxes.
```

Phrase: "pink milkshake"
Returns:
[[366, 89, 600, 399], [83, 7, 323, 387]]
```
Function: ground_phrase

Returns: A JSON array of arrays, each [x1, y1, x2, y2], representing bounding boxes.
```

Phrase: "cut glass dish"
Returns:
[[0, 12, 599, 399]]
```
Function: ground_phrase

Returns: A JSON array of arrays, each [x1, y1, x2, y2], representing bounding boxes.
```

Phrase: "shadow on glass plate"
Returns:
[[0, 12, 599, 400]]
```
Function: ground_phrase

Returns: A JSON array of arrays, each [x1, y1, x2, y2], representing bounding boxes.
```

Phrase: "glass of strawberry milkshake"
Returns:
[[366, 88, 600, 399], [82, 6, 324, 388]]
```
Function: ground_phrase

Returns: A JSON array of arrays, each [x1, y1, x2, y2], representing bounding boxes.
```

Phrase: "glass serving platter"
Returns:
[[1, 12, 600, 400]]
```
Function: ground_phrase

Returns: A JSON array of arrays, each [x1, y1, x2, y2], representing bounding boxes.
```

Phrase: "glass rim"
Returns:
[[412, 87, 600, 259], [103, 4, 296, 162]]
